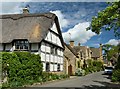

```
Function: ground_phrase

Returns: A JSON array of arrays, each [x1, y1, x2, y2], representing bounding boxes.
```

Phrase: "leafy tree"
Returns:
[[102, 44, 113, 60], [87, 1, 120, 37], [108, 45, 119, 60], [102, 43, 119, 66]]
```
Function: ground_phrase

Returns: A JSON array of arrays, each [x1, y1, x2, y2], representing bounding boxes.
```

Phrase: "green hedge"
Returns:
[[1, 52, 43, 88]]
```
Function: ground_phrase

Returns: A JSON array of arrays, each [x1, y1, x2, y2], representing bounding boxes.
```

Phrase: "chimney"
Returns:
[[78, 43, 81, 46], [23, 6, 29, 14], [70, 41, 74, 47]]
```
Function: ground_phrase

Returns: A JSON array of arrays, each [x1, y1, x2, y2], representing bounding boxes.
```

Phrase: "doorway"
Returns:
[[68, 64, 72, 76]]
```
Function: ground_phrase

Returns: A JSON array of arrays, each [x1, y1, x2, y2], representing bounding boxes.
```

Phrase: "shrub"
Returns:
[[1, 52, 43, 88], [84, 59, 103, 75], [116, 55, 120, 69], [75, 68, 85, 76], [112, 69, 120, 82]]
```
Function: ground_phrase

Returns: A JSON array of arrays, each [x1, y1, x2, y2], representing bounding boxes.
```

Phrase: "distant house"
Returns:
[[64, 42, 79, 75], [73, 44, 92, 68], [0, 9, 65, 73], [90, 44, 103, 60], [64, 41, 103, 73]]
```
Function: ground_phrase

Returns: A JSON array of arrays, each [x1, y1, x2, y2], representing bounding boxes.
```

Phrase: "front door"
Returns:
[[68, 64, 72, 76]]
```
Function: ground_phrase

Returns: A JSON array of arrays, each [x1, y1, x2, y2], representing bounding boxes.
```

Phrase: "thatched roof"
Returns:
[[0, 13, 63, 44]]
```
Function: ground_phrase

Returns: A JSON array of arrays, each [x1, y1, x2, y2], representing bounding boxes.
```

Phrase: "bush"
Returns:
[[42, 72, 69, 82], [1, 52, 43, 88], [75, 68, 85, 76], [116, 55, 120, 69], [84, 59, 103, 75], [112, 69, 120, 82]]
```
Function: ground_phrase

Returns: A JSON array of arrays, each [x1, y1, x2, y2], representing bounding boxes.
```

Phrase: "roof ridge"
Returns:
[[0, 12, 56, 20]]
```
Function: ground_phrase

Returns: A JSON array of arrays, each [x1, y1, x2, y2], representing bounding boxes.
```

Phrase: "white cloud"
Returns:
[[62, 22, 96, 44], [1, 2, 22, 14], [50, 10, 69, 30], [106, 39, 120, 46]]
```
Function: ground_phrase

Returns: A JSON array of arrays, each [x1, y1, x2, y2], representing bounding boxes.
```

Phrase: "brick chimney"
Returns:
[[70, 41, 74, 47]]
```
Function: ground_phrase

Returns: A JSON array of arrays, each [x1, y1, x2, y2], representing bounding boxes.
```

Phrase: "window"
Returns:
[[51, 46, 54, 54], [55, 48, 57, 55], [14, 40, 29, 50], [57, 64, 60, 71], [51, 46, 57, 55], [91, 52, 93, 54], [46, 62, 50, 72]]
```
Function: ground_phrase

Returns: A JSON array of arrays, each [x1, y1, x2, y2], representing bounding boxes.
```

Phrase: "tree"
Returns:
[[102, 43, 119, 66], [87, 2, 120, 37], [102, 44, 113, 61]]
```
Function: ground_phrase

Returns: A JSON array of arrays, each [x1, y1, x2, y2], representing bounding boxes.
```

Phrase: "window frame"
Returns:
[[14, 40, 29, 51]]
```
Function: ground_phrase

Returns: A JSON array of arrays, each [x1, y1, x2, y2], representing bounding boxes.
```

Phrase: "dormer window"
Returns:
[[14, 40, 29, 50]]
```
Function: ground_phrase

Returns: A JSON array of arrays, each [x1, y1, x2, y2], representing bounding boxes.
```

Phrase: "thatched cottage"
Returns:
[[0, 9, 65, 73]]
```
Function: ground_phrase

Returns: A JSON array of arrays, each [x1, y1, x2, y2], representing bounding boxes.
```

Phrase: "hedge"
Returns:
[[1, 52, 43, 88]]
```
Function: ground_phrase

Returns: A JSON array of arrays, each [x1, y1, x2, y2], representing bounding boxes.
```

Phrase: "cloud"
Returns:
[[106, 39, 120, 46], [50, 10, 69, 30], [62, 22, 96, 44], [1, 2, 23, 14]]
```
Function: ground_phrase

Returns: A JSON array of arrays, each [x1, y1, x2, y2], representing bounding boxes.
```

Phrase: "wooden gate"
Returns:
[[68, 64, 72, 76]]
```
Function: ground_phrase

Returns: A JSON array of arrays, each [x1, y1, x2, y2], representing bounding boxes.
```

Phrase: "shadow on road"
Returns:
[[18, 81, 120, 89]]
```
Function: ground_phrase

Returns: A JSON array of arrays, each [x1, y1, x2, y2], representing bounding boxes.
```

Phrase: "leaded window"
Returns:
[[14, 40, 29, 50]]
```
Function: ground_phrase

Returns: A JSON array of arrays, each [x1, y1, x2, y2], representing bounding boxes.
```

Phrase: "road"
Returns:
[[22, 71, 120, 89]]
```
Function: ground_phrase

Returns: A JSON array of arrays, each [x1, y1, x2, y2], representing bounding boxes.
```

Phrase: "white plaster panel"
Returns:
[[41, 44, 45, 52], [60, 50, 63, 56], [51, 33, 56, 44], [54, 64, 57, 71], [46, 54, 50, 62], [42, 62, 46, 71], [57, 37, 62, 47], [45, 32, 51, 42], [46, 45, 50, 53], [58, 57, 61, 63], [60, 64, 63, 71], [60, 57, 63, 64], [54, 56, 58, 63], [41, 52, 45, 61], [51, 23, 58, 34], [51, 55, 54, 62], [57, 49, 61, 56], [50, 64, 54, 71]]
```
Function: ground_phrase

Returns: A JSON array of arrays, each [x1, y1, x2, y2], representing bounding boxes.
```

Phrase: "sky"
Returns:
[[1, 1, 120, 48]]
